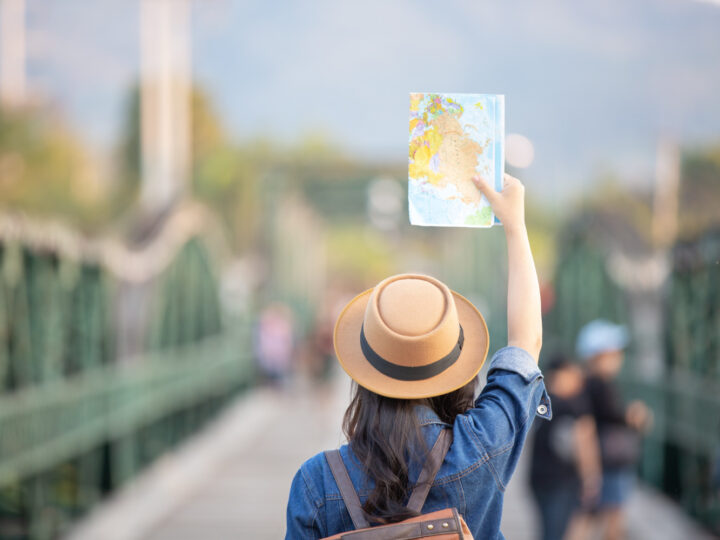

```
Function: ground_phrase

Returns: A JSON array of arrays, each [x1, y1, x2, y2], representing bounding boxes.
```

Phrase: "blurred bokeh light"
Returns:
[[505, 133, 535, 169]]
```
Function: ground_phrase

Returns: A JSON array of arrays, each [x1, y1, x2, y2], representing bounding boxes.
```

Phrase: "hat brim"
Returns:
[[333, 288, 489, 399]]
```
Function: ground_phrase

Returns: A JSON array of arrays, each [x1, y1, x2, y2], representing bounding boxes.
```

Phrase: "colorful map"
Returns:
[[408, 93, 504, 227]]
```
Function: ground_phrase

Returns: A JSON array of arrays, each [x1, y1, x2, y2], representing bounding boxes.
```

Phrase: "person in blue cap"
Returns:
[[576, 320, 652, 540]]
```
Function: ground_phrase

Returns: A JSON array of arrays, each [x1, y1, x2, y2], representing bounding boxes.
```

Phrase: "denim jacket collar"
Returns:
[[414, 404, 452, 428]]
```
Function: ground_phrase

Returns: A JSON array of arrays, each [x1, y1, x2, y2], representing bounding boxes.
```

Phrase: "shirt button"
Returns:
[[537, 404, 548, 415]]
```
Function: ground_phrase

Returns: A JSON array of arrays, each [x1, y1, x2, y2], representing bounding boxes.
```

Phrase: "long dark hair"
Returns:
[[342, 378, 477, 524]]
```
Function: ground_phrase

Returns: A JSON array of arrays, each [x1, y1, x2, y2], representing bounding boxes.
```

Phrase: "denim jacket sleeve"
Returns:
[[286, 465, 323, 539], [460, 346, 551, 490]]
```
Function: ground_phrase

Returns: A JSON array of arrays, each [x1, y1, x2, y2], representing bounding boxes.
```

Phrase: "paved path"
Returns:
[[67, 375, 715, 540]]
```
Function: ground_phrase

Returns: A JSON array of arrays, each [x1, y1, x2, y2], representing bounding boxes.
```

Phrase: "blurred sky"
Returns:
[[21, 0, 720, 200]]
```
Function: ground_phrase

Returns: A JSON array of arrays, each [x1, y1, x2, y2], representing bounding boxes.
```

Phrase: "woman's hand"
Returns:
[[472, 173, 526, 234]]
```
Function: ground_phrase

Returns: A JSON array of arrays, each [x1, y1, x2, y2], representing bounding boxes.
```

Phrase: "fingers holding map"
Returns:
[[408, 93, 504, 227]]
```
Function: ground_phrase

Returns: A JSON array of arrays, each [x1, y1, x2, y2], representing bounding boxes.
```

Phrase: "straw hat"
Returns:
[[334, 274, 489, 399]]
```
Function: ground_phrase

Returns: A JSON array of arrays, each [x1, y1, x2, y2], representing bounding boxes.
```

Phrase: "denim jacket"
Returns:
[[285, 346, 552, 539]]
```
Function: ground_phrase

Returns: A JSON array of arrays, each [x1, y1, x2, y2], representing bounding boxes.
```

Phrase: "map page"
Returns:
[[408, 93, 504, 227]]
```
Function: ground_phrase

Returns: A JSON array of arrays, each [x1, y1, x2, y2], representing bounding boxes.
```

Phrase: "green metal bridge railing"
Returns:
[[0, 206, 254, 539], [654, 230, 720, 531], [545, 218, 720, 535]]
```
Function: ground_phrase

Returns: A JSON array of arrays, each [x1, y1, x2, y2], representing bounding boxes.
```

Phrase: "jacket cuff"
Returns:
[[487, 346, 542, 383]]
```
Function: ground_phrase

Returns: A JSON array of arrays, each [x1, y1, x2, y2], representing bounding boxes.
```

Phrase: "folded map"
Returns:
[[408, 93, 504, 227]]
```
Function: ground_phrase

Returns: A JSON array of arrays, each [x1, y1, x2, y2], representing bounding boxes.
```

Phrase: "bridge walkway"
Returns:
[[67, 375, 715, 540]]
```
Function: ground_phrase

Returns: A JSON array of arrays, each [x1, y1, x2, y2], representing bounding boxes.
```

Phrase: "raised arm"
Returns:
[[473, 174, 543, 361]]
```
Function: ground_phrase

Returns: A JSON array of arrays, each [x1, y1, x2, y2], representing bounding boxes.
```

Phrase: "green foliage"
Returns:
[[579, 176, 655, 247], [0, 85, 368, 245], [0, 107, 89, 222], [116, 87, 142, 208], [0, 104, 144, 230], [186, 91, 365, 249], [569, 143, 720, 247], [189, 89, 260, 249], [679, 146, 720, 239], [326, 225, 397, 285]]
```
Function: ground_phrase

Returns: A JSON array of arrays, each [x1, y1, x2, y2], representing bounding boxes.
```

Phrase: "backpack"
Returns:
[[321, 428, 473, 539]]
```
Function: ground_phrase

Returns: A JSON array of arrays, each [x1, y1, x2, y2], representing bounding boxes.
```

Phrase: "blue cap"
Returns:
[[575, 319, 629, 361]]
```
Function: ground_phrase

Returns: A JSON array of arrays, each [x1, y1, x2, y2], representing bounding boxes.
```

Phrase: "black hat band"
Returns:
[[359, 324, 464, 381]]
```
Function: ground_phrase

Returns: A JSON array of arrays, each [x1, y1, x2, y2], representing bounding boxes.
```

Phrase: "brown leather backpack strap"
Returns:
[[405, 428, 453, 514], [324, 450, 370, 529]]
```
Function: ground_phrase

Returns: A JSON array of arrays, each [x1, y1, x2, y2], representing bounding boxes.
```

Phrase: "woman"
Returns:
[[285, 174, 550, 539]]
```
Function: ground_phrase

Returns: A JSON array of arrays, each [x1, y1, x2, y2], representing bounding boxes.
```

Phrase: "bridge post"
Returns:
[[0, 0, 26, 107], [139, 0, 192, 212]]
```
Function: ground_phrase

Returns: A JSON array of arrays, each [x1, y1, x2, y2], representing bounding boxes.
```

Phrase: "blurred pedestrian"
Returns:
[[286, 173, 551, 538], [529, 354, 600, 540], [307, 299, 338, 384], [576, 320, 652, 540], [254, 302, 296, 386]]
